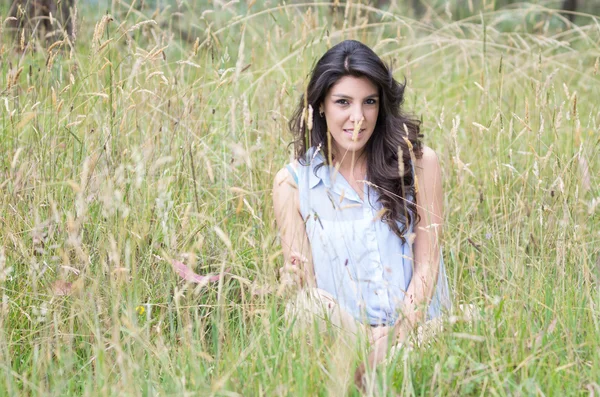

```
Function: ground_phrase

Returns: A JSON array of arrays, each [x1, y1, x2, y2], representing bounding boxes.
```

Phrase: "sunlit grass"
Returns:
[[0, 0, 598, 395]]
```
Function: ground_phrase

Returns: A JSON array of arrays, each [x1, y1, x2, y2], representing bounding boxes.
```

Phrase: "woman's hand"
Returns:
[[368, 325, 391, 345], [278, 252, 308, 292]]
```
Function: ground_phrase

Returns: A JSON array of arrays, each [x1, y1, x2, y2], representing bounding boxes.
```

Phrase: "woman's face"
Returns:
[[322, 75, 380, 159]]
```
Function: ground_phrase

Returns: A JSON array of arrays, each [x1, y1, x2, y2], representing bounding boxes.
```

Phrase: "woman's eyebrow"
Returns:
[[331, 93, 379, 99]]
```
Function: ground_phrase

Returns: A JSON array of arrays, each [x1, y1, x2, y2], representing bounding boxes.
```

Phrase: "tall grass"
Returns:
[[0, 0, 598, 395]]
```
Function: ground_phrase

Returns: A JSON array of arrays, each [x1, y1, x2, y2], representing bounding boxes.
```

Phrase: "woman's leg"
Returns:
[[284, 288, 368, 396], [284, 287, 364, 338]]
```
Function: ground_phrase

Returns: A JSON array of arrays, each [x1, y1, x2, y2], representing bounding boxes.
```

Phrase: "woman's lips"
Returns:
[[343, 128, 365, 137]]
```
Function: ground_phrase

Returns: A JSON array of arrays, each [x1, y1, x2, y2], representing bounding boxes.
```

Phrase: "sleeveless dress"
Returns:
[[287, 148, 452, 326]]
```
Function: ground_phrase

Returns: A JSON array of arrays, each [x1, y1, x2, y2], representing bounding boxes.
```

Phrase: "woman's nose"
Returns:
[[349, 105, 364, 123]]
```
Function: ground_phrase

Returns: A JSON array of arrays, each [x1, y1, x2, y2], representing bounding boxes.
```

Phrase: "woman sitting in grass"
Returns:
[[273, 40, 452, 387]]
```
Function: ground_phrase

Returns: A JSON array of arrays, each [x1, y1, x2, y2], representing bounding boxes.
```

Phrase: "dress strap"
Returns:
[[286, 164, 299, 184]]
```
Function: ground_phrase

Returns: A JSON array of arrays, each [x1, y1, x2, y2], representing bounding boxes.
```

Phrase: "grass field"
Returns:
[[0, 0, 599, 395]]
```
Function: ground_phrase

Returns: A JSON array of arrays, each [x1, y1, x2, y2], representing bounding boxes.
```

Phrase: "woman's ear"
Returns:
[[319, 104, 324, 117]]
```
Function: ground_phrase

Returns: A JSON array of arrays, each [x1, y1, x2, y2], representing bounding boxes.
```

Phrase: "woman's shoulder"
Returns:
[[274, 161, 299, 189], [415, 146, 440, 170], [419, 145, 439, 160], [274, 147, 323, 184], [413, 146, 443, 200]]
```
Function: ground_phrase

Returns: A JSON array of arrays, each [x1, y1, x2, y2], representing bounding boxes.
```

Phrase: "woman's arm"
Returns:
[[395, 145, 444, 332], [357, 146, 444, 377], [272, 166, 316, 289]]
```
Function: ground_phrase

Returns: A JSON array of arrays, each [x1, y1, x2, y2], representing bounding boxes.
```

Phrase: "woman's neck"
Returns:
[[332, 150, 367, 181]]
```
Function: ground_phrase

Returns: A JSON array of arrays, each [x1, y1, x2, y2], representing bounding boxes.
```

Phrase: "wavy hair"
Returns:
[[289, 40, 423, 240]]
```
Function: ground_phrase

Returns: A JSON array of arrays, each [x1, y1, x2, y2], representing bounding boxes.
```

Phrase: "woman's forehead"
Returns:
[[327, 75, 379, 97]]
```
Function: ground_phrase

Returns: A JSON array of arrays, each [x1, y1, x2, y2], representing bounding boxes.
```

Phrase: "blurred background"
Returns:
[[0, 0, 598, 395]]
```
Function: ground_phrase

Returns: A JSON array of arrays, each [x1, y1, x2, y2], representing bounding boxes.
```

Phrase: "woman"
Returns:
[[272, 40, 452, 386]]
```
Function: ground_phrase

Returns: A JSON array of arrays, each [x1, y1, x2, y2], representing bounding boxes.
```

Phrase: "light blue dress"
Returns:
[[287, 148, 452, 326]]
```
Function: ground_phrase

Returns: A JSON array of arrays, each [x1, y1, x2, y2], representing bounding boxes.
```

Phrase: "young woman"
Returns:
[[272, 40, 452, 384]]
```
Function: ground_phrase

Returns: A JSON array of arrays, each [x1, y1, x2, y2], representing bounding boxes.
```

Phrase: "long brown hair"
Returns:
[[289, 40, 423, 241]]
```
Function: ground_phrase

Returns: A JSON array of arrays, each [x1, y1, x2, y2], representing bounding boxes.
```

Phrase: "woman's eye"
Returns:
[[365, 98, 377, 105], [336, 99, 349, 105]]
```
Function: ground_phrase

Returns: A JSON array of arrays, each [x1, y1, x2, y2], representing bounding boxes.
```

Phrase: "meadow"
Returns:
[[0, 0, 599, 395]]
